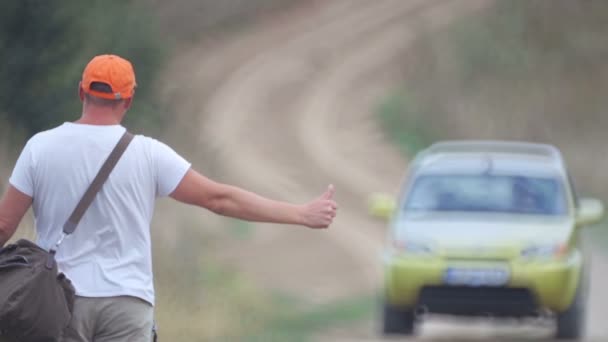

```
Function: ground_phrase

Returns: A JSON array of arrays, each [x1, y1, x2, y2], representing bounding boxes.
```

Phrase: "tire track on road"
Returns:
[[200, 0, 442, 303]]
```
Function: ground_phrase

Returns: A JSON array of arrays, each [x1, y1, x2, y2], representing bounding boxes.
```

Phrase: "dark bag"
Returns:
[[0, 240, 75, 341], [0, 131, 134, 342]]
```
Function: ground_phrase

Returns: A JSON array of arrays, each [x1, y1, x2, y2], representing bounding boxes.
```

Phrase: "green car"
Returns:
[[371, 141, 605, 340]]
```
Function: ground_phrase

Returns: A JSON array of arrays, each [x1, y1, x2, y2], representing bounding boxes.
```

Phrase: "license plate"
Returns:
[[443, 267, 510, 286]]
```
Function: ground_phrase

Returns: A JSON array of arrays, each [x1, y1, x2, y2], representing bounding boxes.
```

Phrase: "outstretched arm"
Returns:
[[170, 169, 337, 228], [0, 186, 33, 246]]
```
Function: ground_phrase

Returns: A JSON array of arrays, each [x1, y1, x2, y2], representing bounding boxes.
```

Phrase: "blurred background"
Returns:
[[1, 0, 607, 340]]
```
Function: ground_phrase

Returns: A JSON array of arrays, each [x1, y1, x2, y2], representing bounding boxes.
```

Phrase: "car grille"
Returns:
[[417, 286, 538, 317], [441, 246, 515, 260]]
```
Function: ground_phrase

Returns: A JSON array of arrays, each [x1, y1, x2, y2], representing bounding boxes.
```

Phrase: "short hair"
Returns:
[[84, 82, 125, 107]]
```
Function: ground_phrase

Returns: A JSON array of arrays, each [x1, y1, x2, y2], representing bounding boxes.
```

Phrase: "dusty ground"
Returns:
[[162, 0, 608, 340]]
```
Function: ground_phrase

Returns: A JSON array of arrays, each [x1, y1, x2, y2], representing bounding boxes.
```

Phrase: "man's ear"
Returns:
[[78, 82, 85, 102]]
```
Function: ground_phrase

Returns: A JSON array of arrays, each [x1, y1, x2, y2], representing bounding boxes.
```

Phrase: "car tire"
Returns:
[[382, 302, 415, 335], [555, 279, 587, 340]]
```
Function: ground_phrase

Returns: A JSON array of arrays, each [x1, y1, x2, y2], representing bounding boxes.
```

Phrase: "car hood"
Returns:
[[393, 212, 575, 259]]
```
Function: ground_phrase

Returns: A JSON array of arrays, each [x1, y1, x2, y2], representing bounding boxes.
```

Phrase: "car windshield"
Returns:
[[404, 174, 567, 215]]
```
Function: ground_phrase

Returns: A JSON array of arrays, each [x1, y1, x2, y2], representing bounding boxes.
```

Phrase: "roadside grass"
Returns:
[[153, 226, 272, 340], [153, 224, 375, 341], [376, 91, 433, 156], [228, 220, 256, 240], [244, 295, 376, 342]]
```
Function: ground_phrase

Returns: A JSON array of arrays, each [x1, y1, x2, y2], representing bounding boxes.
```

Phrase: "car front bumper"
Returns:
[[384, 251, 582, 314]]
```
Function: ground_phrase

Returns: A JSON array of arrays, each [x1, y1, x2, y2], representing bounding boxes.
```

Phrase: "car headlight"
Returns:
[[389, 239, 434, 255], [520, 244, 568, 259]]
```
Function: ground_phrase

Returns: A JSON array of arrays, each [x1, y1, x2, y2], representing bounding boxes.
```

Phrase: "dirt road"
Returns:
[[164, 0, 608, 340]]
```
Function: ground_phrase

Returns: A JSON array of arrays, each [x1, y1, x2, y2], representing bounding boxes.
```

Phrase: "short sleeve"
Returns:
[[9, 140, 35, 197], [153, 139, 191, 197]]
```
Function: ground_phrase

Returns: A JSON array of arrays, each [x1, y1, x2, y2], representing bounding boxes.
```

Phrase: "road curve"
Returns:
[[164, 1, 608, 340]]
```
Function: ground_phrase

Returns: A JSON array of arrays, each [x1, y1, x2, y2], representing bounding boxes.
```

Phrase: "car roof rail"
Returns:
[[416, 140, 565, 168]]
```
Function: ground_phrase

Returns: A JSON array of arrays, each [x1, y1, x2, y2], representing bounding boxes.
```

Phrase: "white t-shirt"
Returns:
[[9, 122, 191, 305]]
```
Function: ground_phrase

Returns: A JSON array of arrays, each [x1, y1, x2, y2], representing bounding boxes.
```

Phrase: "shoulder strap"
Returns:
[[62, 131, 134, 235]]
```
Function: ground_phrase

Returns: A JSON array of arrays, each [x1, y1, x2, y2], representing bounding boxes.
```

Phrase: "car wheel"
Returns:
[[382, 302, 415, 335], [555, 279, 587, 340]]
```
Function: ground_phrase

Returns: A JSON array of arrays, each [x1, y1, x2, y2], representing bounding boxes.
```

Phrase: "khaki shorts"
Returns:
[[62, 295, 154, 342]]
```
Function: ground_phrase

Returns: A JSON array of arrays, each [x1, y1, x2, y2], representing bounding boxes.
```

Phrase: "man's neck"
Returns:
[[77, 107, 122, 125], [75, 117, 120, 125]]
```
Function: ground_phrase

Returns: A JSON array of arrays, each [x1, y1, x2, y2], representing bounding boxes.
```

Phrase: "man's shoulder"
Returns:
[[133, 135, 173, 150], [134, 136, 188, 165], [26, 125, 67, 147]]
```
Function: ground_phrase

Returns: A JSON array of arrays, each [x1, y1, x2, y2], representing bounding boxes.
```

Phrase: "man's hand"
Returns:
[[300, 185, 337, 229]]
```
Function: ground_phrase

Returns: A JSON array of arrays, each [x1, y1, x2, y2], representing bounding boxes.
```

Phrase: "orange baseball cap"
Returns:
[[81, 54, 136, 100]]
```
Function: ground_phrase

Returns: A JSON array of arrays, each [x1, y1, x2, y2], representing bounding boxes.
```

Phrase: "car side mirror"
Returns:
[[576, 198, 605, 227], [368, 192, 397, 221]]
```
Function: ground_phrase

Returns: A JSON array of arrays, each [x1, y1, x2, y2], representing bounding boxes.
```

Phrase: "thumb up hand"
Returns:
[[301, 185, 338, 229]]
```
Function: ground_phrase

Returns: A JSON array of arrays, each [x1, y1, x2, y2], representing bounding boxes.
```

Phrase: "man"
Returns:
[[0, 54, 337, 341]]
